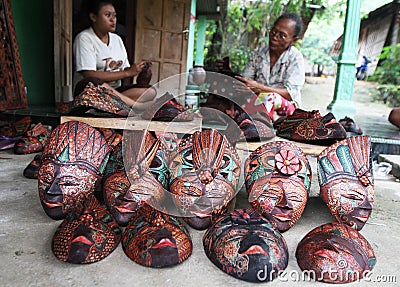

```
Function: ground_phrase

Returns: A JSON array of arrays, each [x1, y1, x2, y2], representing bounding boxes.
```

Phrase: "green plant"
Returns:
[[202, 0, 347, 73], [370, 44, 400, 106]]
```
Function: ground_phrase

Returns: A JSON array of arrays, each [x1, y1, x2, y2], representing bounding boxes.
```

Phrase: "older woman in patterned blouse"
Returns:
[[236, 13, 305, 120]]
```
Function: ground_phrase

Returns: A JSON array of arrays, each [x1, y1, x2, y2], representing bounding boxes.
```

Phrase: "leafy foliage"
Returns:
[[301, 20, 338, 76], [202, 0, 347, 72], [370, 44, 400, 106]]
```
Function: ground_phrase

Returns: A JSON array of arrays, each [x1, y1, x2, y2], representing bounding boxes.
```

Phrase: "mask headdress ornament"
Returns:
[[296, 222, 376, 283], [317, 135, 374, 230], [103, 130, 168, 226], [38, 121, 110, 220], [122, 204, 192, 267], [203, 208, 288, 282], [52, 194, 121, 264], [169, 129, 241, 230], [245, 141, 311, 232]]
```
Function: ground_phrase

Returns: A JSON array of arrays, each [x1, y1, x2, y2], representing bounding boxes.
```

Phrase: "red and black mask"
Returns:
[[103, 130, 168, 226], [318, 136, 374, 230], [245, 141, 311, 232], [52, 194, 121, 264], [203, 208, 288, 282], [38, 121, 110, 220], [276, 109, 347, 145], [296, 222, 376, 283], [122, 205, 192, 267], [169, 129, 241, 230]]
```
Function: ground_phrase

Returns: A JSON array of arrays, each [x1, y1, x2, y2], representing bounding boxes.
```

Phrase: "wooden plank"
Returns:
[[60, 116, 202, 134], [235, 136, 327, 156]]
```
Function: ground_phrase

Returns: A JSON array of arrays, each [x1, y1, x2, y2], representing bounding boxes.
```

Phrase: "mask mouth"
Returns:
[[191, 210, 211, 218], [42, 200, 63, 208], [241, 245, 269, 256], [114, 205, 137, 214], [71, 235, 93, 245], [353, 215, 369, 223], [151, 238, 177, 249], [272, 213, 291, 222]]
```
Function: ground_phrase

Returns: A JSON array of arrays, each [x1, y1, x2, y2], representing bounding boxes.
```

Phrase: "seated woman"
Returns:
[[217, 13, 305, 121], [73, 0, 156, 110]]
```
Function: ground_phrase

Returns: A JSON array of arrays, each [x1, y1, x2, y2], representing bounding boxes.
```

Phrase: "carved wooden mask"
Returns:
[[52, 194, 121, 264], [103, 130, 168, 226], [245, 141, 311, 232], [38, 121, 110, 220], [169, 129, 241, 230], [276, 109, 347, 145], [203, 208, 288, 282], [318, 136, 374, 230], [296, 222, 376, 283], [122, 205, 192, 268]]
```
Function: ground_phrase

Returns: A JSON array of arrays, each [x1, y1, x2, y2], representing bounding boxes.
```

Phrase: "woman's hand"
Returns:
[[125, 61, 146, 77], [235, 76, 265, 94]]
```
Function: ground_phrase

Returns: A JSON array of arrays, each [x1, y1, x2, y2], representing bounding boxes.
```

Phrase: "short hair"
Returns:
[[84, 0, 114, 17], [274, 13, 303, 38]]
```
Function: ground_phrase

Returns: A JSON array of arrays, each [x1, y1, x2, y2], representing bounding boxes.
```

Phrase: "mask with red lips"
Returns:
[[38, 121, 110, 220], [103, 130, 168, 226], [296, 222, 376, 283], [203, 208, 288, 282], [52, 194, 121, 264], [318, 136, 374, 230], [169, 129, 241, 230], [245, 141, 311, 232], [122, 204, 192, 267]]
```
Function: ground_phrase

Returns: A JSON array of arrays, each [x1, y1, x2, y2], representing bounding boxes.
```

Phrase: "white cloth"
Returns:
[[73, 27, 130, 89]]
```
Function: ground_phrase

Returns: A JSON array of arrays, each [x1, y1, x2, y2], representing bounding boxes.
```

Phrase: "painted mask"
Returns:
[[296, 222, 376, 283], [71, 82, 131, 116], [276, 109, 347, 145], [245, 141, 311, 232], [52, 194, 121, 264], [169, 129, 241, 230], [318, 136, 374, 230], [122, 205, 192, 267], [203, 208, 288, 282], [103, 130, 168, 226], [141, 92, 194, 121], [38, 121, 110, 220]]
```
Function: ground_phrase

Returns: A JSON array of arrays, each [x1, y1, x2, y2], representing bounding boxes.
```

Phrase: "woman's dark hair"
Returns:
[[84, 0, 114, 17], [275, 13, 303, 38]]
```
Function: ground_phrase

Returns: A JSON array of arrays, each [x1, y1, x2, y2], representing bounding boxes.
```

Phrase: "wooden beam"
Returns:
[[60, 116, 202, 134], [235, 136, 326, 156]]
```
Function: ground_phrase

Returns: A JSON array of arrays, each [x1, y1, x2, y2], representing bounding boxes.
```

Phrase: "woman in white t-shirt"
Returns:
[[73, 0, 155, 109]]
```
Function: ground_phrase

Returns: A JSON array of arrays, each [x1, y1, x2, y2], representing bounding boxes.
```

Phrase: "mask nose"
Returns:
[[47, 180, 63, 195]]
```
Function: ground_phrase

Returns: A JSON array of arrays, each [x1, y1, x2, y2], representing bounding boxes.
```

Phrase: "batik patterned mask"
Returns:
[[296, 222, 376, 283], [71, 82, 131, 116], [203, 208, 288, 282], [244, 141, 311, 232], [38, 121, 110, 220], [52, 194, 121, 264], [122, 205, 192, 267], [318, 136, 374, 230], [169, 129, 241, 230], [103, 130, 168, 226], [276, 109, 347, 145]]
